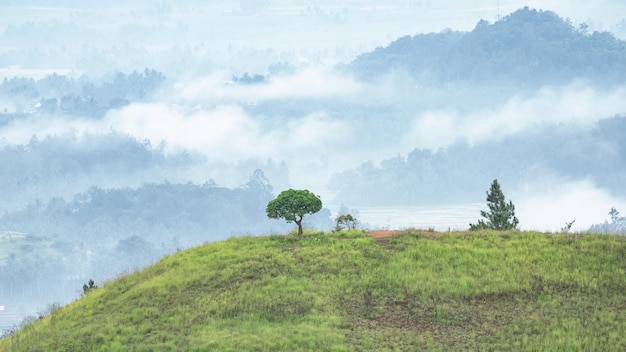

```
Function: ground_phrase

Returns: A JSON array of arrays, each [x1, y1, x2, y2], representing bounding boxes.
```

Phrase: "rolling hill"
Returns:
[[2, 230, 626, 351]]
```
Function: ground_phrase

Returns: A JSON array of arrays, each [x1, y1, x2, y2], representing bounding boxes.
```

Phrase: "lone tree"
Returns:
[[266, 189, 322, 236], [470, 179, 519, 231]]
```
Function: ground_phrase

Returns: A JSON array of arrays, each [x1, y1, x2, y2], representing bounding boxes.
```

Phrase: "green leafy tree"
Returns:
[[470, 179, 519, 231], [266, 189, 322, 236]]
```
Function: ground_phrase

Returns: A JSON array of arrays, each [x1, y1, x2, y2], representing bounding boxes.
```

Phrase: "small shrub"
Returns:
[[82, 279, 98, 295], [561, 219, 576, 233], [335, 214, 358, 231]]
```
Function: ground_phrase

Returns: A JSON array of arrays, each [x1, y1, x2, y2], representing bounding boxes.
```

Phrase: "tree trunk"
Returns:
[[296, 219, 303, 236]]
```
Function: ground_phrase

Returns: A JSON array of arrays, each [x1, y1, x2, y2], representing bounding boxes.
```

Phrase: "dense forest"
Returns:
[[328, 7, 626, 205], [329, 114, 626, 205], [349, 7, 626, 88], [0, 69, 165, 118], [0, 131, 198, 211]]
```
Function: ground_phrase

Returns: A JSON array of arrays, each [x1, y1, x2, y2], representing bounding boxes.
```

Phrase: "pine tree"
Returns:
[[470, 179, 519, 231]]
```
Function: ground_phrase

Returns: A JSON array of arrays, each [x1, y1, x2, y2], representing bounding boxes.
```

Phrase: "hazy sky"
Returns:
[[1, 1, 625, 68]]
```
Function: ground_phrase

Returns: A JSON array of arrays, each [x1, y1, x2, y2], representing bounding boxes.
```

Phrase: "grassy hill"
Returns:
[[2, 229, 626, 351]]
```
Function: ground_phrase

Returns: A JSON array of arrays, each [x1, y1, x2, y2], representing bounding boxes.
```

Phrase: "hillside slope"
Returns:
[[2, 230, 626, 351]]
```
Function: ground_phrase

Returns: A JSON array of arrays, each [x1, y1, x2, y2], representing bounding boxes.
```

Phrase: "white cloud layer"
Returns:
[[402, 83, 626, 151], [175, 67, 363, 105], [514, 178, 626, 232], [105, 102, 348, 163]]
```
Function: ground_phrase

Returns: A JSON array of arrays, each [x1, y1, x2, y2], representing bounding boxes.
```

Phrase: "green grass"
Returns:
[[2, 230, 626, 351]]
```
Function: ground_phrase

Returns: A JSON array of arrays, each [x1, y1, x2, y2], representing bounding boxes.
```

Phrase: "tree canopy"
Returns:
[[329, 114, 626, 206], [470, 179, 519, 231], [349, 7, 626, 87], [266, 189, 322, 236]]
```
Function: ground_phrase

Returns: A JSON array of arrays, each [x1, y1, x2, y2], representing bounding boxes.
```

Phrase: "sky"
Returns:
[[2, 1, 626, 67]]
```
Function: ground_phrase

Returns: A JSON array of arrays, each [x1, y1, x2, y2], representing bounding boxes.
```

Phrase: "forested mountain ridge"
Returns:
[[349, 7, 626, 87], [330, 7, 626, 207], [0, 131, 196, 211], [330, 114, 626, 206], [0, 69, 164, 118]]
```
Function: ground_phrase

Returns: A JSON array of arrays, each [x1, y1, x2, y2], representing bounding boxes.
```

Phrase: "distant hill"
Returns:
[[349, 7, 626, 87], [329, 114, 626, 206], [2, 230, 626, 351]]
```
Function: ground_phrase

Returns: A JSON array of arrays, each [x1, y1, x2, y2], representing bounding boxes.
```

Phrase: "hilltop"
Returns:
[[2, 230, 626, 351], [348, 7, 626, 87]]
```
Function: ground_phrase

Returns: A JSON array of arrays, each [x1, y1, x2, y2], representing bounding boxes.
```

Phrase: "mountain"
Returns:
[[348, 7, 626, 87], [332, 7, 626, 207], [2, 230, 626, 351]]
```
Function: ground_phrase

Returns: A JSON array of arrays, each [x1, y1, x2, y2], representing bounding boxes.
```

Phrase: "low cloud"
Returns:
[[174, 66, 363, 105], [105, 102, 348, 162], [107, 103, 262, 158], [402, 83, 626, 151], [0, 115, 103, 146]]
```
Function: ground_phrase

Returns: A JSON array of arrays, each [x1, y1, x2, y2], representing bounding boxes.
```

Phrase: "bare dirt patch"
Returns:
[[367, 230, 402, 239]]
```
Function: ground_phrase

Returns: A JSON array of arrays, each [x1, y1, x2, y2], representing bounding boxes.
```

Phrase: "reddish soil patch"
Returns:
[[367, 230, 402, 239]]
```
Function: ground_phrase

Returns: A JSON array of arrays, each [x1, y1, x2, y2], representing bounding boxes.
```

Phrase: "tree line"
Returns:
[[0, 69, 165, 117], [349, 7, 626, 88], [0, 131, 197, 211], [329, 115, 626, 206]]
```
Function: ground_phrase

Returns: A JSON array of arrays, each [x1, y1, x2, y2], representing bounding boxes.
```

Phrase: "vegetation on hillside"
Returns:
[[329, 9, 626, 206], [0, 69, 165, 118], [330, 114, 626, 205], [2, 230, 625, 351], [0, 131, 197, 210], [349, 7, 626, 87]]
